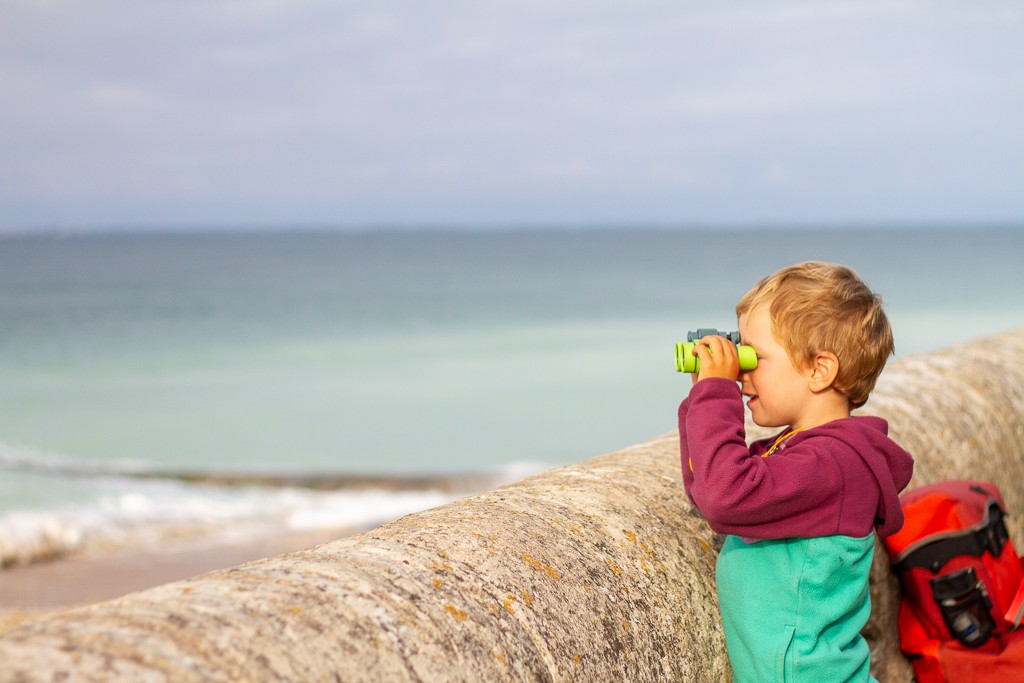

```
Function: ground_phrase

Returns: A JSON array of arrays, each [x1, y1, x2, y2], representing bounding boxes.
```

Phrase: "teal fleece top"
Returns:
[[716, 534, 875, 683]]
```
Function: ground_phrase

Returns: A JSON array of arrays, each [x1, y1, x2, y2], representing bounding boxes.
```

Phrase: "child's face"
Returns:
[[737, 306, 815, 430]]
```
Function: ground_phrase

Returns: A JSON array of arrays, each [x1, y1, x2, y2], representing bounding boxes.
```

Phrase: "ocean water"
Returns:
[[2, 225, 1023, 565]]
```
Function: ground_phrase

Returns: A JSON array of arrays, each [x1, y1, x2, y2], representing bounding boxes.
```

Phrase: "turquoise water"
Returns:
[[1, 225, 1022, 562]]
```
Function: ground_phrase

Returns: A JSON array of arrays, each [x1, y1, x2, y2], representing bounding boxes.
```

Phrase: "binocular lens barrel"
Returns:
[[675, 341, 757, 373]]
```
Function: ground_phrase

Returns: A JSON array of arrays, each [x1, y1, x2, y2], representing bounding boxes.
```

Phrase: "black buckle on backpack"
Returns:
[[893, 499, 1009, 574]]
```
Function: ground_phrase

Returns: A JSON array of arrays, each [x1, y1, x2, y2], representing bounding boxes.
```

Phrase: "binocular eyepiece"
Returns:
[[675, 328, 758, 373]]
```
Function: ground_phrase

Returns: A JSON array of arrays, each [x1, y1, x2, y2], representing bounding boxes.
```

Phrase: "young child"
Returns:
[[679, 261, 914, 682]]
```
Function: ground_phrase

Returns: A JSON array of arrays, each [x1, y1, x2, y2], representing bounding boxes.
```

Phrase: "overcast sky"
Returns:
[[2, 1, 1022, 231]]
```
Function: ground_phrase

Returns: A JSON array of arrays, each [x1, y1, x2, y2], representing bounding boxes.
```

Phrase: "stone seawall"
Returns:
[[2, 330, 1023, 682]]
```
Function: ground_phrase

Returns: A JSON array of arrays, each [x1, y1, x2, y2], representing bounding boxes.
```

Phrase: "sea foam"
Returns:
[[0, 444, 548, 568]]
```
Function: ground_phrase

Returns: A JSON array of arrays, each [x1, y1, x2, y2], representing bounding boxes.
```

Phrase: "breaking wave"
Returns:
[[0, 443, 548, 568]]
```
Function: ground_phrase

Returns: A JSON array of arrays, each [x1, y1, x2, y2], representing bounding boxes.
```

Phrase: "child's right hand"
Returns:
[[692, 335, 741, 383]]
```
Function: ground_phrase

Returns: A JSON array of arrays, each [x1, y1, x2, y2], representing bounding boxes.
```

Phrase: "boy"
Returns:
[[679, 261, 914, 682]]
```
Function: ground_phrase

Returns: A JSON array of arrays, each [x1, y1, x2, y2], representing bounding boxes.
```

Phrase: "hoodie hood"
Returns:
[[798, 416, 914, 536]]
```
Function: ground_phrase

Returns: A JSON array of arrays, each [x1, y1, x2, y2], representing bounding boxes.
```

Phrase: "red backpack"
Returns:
[[882, 480, 1024, 682]]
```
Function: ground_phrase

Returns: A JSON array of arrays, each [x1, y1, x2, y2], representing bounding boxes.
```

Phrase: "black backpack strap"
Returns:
[[893, 500, 1009, 574]]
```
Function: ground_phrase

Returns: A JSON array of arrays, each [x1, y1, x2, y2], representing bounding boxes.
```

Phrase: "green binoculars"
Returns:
[[675, 328, 757, 374]]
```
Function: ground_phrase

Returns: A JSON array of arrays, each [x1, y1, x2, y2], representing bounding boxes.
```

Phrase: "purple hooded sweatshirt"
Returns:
[[679, 378, 914, 540], [680, 378, 914, 681]]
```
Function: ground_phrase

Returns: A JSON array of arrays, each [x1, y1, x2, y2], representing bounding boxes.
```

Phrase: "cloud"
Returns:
[[1, 0, 1022, 228]]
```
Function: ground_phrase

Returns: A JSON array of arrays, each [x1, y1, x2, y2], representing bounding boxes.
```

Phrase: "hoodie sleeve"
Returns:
[[679, 378, 913, 539], [678, 378, 747, 508]]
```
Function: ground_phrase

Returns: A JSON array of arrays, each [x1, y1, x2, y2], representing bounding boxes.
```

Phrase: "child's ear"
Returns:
[[807, 351, 840, 392]]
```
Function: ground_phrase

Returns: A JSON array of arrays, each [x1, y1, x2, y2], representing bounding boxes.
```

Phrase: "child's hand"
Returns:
[[692, 335, 741, 382]]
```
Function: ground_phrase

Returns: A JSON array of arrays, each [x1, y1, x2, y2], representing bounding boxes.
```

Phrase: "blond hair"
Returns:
[[736, 261, 893, 408]]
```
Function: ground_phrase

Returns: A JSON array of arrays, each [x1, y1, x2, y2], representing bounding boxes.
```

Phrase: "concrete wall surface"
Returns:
[[2, 329, 1023, 682]]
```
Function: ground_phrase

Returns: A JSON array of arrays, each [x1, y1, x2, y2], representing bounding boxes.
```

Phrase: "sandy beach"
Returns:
[[0, 525, 357, 634]]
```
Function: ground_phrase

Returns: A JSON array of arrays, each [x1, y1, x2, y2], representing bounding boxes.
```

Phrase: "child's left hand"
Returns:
[[692, 335, 741, 383]]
